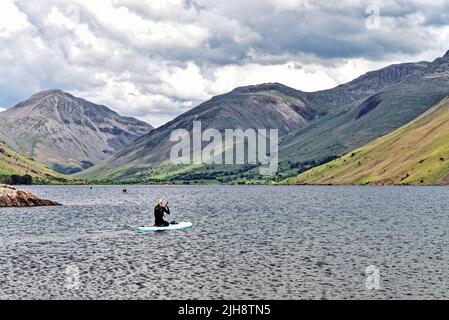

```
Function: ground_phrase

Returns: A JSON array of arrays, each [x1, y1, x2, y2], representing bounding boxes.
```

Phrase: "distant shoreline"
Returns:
[[15, 182, 449, 187]]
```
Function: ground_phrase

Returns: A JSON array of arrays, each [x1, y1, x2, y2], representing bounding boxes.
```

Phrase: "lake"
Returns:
[[1, 185, 449, 299]]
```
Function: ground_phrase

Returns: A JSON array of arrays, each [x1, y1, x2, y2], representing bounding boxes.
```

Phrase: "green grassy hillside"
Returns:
[[291, 97, 449, 185], [0, 140, 69, 184]]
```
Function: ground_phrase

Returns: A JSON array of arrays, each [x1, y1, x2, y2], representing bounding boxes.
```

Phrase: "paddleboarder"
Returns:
[[154, 198, 170, 227]]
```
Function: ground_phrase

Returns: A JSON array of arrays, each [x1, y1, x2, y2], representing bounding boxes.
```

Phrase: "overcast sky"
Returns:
[[1, 0, 449, 127]]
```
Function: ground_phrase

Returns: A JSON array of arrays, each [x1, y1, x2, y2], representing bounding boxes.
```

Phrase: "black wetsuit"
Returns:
[[154, 205, 170, 227]]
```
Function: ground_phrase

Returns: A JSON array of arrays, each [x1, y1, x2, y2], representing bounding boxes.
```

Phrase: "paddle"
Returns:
[[165, 201, 179, 225]]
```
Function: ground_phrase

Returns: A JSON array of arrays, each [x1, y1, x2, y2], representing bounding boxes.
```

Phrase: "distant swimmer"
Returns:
[[122, 189, 129, 195]]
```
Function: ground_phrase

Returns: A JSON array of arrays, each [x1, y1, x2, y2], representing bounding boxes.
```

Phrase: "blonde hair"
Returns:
[[156, 198, 164, 205]]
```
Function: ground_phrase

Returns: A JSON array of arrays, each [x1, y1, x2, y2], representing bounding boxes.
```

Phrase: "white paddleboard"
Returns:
[[137, 221, 192, 232]]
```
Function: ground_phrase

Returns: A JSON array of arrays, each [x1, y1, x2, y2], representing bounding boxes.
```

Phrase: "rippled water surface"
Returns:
[[1, 185, 449, 299]]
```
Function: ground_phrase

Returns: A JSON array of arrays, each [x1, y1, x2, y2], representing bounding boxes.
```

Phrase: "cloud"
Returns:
[[0, 0, 29, 35], [1, 0, 449, 127]]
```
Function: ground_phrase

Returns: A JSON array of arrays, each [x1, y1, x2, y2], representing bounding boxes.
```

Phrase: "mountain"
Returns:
[[82, 50, 449, 183], [303, 60, 431, 114], [0, 140, 68, 184], [78, 83, 315, 181], [291, 96, 449, 185], [0, 90, 153, 174], [278, 50, 449, 176]]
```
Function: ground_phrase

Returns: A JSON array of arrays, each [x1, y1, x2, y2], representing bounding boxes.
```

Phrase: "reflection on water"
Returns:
[[1, 185, 449, 299]]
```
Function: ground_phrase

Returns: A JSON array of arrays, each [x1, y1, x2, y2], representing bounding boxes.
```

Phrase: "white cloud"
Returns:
[[270, 0, 314, 12], [0, 0, 31, 36], [158, 62, 209, 101], [210, 63, 337, 94]]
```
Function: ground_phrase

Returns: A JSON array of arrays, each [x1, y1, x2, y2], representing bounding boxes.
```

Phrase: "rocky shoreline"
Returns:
[[0, 185, 61, 207]]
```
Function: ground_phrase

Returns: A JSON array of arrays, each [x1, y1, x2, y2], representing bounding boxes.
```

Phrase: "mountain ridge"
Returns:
[[78, 82, 315, 180], [278, 49, 449, 176]]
